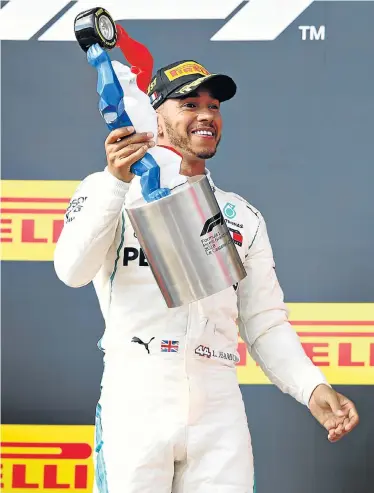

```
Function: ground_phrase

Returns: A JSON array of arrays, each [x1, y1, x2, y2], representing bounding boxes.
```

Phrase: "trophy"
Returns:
[[74, 7, 246, 307]]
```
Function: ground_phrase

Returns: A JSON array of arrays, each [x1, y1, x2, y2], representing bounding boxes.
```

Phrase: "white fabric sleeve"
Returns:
[[54, 168, 130, 288], [237, 210, 330, 407]]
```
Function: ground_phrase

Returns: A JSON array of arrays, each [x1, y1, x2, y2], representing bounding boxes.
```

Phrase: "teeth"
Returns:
[[194, 130, 213, 136]]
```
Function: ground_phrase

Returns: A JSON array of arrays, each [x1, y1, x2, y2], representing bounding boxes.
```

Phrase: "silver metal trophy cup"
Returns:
[[126, 175, 247, 308]]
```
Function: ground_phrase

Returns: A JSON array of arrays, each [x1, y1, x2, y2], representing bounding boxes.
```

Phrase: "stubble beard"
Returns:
[[164, 118, 220, 160]]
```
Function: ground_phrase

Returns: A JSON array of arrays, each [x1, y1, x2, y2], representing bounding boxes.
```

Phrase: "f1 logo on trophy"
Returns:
[[74, 7, 246, 308]]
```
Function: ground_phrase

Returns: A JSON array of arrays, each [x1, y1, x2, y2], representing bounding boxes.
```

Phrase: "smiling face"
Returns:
[[157, 88, 223, 161]]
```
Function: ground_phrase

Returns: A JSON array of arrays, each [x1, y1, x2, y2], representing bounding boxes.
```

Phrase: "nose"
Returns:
[[196, 108, 215, 123]]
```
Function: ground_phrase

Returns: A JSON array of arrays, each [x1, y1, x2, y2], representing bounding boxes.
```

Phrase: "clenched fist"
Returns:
[[105, 126, 155, 183]]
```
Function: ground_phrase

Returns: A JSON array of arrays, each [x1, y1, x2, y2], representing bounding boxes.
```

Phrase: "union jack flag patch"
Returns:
[[161, 340, 179, 353]]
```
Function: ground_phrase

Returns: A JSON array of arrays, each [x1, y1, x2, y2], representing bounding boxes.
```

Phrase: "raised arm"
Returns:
[[54, 126, 154, 287]]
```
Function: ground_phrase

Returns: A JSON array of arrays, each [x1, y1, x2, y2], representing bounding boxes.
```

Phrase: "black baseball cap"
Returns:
[[147, 60, 237, 109]]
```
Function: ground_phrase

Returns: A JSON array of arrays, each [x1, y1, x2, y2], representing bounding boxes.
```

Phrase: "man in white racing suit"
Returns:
[[54, 59, 359, 493]]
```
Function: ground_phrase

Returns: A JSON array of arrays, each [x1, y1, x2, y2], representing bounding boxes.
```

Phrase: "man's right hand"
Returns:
[[105, 126, 155, 183]]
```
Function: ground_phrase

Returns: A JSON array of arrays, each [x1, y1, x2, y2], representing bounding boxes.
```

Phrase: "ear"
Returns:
[[156, 112, 164, 138]]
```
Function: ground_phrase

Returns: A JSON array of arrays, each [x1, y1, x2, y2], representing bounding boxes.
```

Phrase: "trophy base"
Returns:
[[126, 175, 246, 308]]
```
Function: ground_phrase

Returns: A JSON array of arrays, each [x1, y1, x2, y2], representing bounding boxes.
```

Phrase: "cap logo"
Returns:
[[147, 77, 157, 95], [175, 75, 213, 95], [150, 91, 159, 102], [150, 91, 162, 106], [165, 61, 210, 81]]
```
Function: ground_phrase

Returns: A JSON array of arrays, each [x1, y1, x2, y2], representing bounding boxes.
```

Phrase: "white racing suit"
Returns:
[[54, 159, 329, 493]]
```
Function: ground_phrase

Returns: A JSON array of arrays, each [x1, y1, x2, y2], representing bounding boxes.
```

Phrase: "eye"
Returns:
[[183, 102, 196, 108], [209, 104, 220, 110]]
